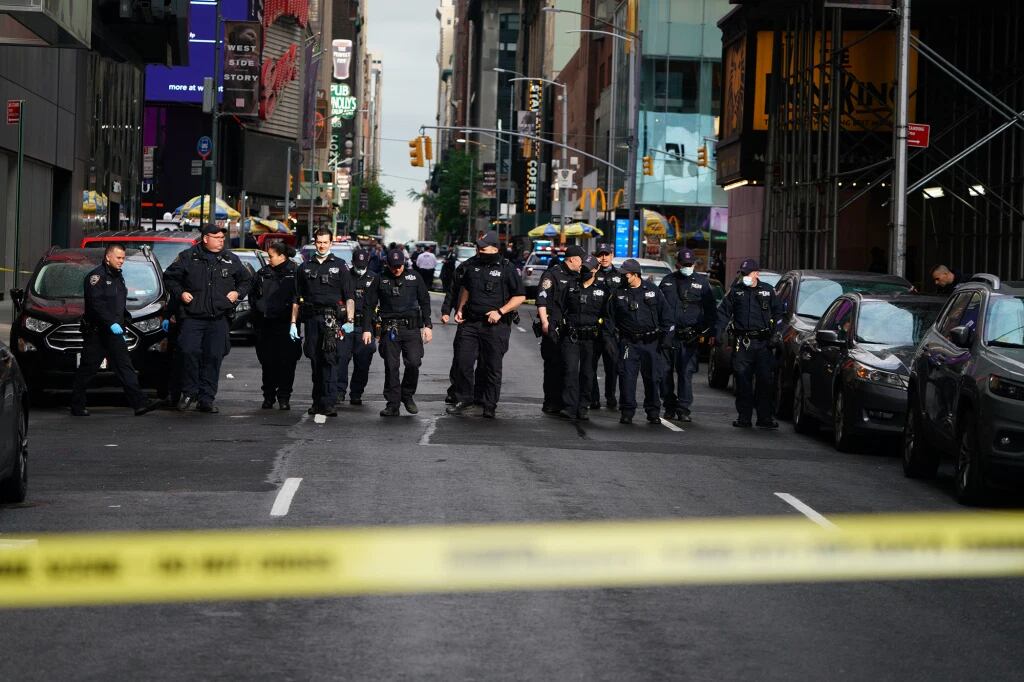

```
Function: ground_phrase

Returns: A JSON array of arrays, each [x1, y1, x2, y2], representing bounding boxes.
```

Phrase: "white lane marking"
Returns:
[[660, 418, 684, 432], [105, 444, 118, 448], [774, 493, 838, 529], [271, 477, 303, 517], [418, 416, 439, 446], [313, 413, 327, 424], [229, 415, 251, 419], [516, 326, 528, 333]]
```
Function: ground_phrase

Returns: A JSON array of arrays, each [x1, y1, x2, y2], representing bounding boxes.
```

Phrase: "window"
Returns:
[[855, 300, 943, 346], [822, 298, 855, 338], [795, 277, 910, 319], [642, 58, 700, 113], [985, 295, 1024, 347], [938, 292, 973, 339]]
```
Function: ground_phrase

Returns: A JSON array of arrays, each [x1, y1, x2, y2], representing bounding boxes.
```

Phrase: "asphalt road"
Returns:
[[1, 296, 1022, 680]]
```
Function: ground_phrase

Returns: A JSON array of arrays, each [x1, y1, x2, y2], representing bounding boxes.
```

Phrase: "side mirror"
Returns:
[[815, 329, 841, 345], [9, 288, 24, 309], [950, 325, 974, 349]]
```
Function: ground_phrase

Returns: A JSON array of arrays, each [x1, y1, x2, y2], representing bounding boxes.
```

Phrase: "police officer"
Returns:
[[250, 242, 301, 410], [292, 228, 355, 416], [164, 224, 252, 413], [536, 245, 586, 414], [339, 249, 377, 405], [440, 247, 486, 406], [658, 248, 718, 422], [363, 249, 433, 416], [548, 255, 609, 421], [71, 244, 161, 417], [590, 243, 624, 409], [447, 231, 526, 419], [716, 258, 784, 429], [608, 259, 671, 424]]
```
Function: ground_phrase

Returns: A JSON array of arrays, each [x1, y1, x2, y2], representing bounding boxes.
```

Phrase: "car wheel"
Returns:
[[707, 347, 730, 389], [774, 369, 792, 420], [0, 409, 28, 504], [792, 373, 817, 435], [955, 413, 988, 505], [833, 389, 859, 453], [902, 400, 938, 478]]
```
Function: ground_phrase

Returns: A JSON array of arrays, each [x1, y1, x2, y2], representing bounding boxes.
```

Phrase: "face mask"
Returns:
[[680, 266, 694, 276], [742, 276, 755, 287], [353, 267, 366, 277], [582, 269, 596, 283], [478, 252, 499, 264]]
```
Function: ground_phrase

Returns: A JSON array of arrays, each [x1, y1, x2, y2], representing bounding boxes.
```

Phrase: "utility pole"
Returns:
[[891, 0, 911, 277], [10, 99, 24, 287], [625, 30, 642, 259], [284, 146, 292, 226], [466, 150, 475, 243], [209, 0, 222, 227], [558, 85, 568, 244]]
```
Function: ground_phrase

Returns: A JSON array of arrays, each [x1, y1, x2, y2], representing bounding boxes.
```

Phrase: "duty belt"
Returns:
[[565, 325, 600, 342], [618, 328, 660, 343]]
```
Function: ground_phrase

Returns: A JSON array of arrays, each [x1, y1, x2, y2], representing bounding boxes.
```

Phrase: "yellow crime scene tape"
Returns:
[[2, 512, 1024, 609]]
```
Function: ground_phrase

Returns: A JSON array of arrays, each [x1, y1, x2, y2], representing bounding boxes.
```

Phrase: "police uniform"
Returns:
[[71, 260, 153, 416], [607, 260, 671, 424], [546, 257, 610, 420], [250, 257, 300, 409], [591, 250, 625, 408], [716, 258, 784, 428], [163, 231, 252, 411], [441, 255, 486, 405], [295, 251, 354, 414], [448, 233, 525, 418], [364, 250, 433, 415], [658, 254, 718, 421], [536, 256, 579, 413], [340, 250, 378, 405]]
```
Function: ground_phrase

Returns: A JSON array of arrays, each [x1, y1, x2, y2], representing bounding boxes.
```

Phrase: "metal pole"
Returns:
[[497, 116, 503, 242], [284, 146, 292, 227], [625, 32, 641, 258], [210, 0, 222, 228], [14, 100, 24, 287], [308, 146, 316, 240], [508, 86, 515, 241], [607, 35, 618, 231], [891, 0, 911, 277], [559, 84, 568, 244], [467, 151, 474, 243]]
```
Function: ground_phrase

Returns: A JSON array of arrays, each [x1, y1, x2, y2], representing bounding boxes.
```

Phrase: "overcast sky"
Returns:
[[365, 1, 439, 244]]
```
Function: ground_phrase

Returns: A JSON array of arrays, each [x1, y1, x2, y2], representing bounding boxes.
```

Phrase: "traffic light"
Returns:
[[408, 137, 424, 167], [642, 155, 653, 176], [423, 135, 433, 162], [289, 174, 294, 193], [696, 145, 708, 168]]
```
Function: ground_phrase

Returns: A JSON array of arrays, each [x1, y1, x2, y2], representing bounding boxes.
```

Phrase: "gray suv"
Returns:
[[903, 275, 1024, 504]]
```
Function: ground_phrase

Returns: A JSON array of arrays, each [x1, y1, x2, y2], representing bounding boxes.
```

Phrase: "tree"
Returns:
[[340, 178, 395, 233], [408, 149, 482, 241]]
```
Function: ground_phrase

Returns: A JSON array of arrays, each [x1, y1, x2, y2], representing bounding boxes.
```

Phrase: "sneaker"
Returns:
[[482, 407, 496, 419], [577, 409, 590, 421], [197, 403, 219, 414], [380, 405, 400, 417], [444, 394, 456, 405], [647, 413, 662, 424], [177, 395, 197, 412], [756, 419, 780, 430], [662, 408, 678, 420], [278, 401, 291, 410], [261, 399, 275, 409], [134, 400, 162, 416], [403, 398, 419, 415], [446, 401, 474, 415], [71, 408, 90, 417], [555, 409, 577, 420], [542, 405, 560, 415], [307, 406, 316, 416], [732, 419, 753, 428], [619, 413, 633, 425], [606, 398, 618, 410]]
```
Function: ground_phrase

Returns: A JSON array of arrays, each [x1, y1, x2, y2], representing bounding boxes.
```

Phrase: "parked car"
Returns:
[[299, 242, 355, 265], [772, 270, 914, 417], [611, 257, 673, 286], [523, 250, 561, 299], [707, 270, 782, 389], [81, 230, 200, 272], [229, 249, 267, 343], [791, 293, 944, 451], [903, 275, 1024, 504], [9, 247, 169, 394], [0, 340, 29, 503]]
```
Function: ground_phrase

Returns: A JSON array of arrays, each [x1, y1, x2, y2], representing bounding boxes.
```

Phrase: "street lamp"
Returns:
[[493, 67, 525, 243], [456, 134, 479, 243]]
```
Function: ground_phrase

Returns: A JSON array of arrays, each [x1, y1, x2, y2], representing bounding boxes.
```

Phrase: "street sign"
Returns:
[[197, 135, 213, 159], [143, 146, 155, 178], [907, 123, 930, 149], [6, 100, 21, 125]]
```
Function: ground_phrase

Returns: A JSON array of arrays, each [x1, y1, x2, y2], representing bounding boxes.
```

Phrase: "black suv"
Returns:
[[903, 275, 1024, 504], [9, 247, 169, 393]]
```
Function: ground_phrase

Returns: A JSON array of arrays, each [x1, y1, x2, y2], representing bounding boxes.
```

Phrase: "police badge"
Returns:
[[89, 275, 101, 286], [541, 279, 553, 290]]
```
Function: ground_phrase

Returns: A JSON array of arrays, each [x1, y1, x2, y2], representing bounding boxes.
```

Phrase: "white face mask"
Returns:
[[680, 266, 694, 276], [353, 267, 366, 276], [742, 275, 755, 287]]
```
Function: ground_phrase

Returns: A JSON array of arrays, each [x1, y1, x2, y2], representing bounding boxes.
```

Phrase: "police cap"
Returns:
[[739, 258, 759, 274], [387, 249, 405, 267], [583, 255, 599, 271], [565, 245, 586, 259], [594, 242, 613, 255], [352, 249, 369, 268], [201, 224, 226, 236], [476, 231, 499, 249], [620, 259, 642, 274], [676, 248, 696, 264]]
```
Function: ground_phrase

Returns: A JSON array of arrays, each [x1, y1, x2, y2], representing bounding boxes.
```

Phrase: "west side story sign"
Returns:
[[223, 21, 262, 117]]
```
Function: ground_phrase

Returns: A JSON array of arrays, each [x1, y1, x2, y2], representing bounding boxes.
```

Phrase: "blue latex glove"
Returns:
[[289, 323, 300, 341], [110, 323, 124, 335], [161, 319, 170, 333], [341, 322, 354, 334]]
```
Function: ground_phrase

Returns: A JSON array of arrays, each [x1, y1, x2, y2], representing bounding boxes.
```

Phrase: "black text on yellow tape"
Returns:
[[2, 513, 1024, 609]]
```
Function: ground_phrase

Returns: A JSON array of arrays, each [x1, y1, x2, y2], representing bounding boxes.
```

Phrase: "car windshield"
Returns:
[[456, 246, 476, 259], [32, 261, 161, 305], [797, 278, 909, 319], [643, 266, 672, 284], [760, 272, 781, 288], [301, 245, 354, 264], [150, 242, 194, 271], [235, 252, 263, 272], [528, 254, 553, 266], [855, 300, 943, 346], [985, 295, 1024, 347]]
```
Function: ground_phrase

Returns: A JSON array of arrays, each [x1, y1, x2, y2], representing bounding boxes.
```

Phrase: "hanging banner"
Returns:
[[223, 21, 262, 117], [302, 44, 319, 149], [332, 39, 353, 81]]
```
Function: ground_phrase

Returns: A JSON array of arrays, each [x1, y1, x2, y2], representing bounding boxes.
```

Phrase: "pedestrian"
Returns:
[[250, 242, 301, 410], [710, 250, 726, 284], [164, 224, 252, 413], [548, 255, 609, 421], [537, 244, 586, 414], [440, 250, 457, 294], [368, 244, 384, 274], [415, 246, 437, 289], [340, 249, 378, 405], [658, 248, 718, 422], [446, 231, 526, 418], [71, 244, 161, 417], [364, 249, 433, 416], [293, 227, 356, 416], [931, 264, 968, 296], [608, 259, 671, 425], [715, 258, 784, 429], [590, 243, 624, 409]]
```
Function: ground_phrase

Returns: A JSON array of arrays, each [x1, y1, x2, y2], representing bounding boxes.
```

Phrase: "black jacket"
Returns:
[[364, 268, 432, 328], [717, 280, 784, 333], [659, 271, 718, 334], [164, 245, 252, 320], [83, 262, 130, 329], [250, 260, 298, 321]]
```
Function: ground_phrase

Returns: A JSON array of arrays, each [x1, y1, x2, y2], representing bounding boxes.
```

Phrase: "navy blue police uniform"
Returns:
[[340, 250, 378, 405], [607, 260, 672, 424], [71, 260, 150, 415], [536, 254, 580, 413], [163, 231, 252, 411], [295, 251, 354, 415], [364, 250, 433, 416], [250, 256, 301, 409], [590, 245, 624, 408], [716, 259, 784, 428], [441, 255, 486, 405], [658, 251, 718, 421]]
